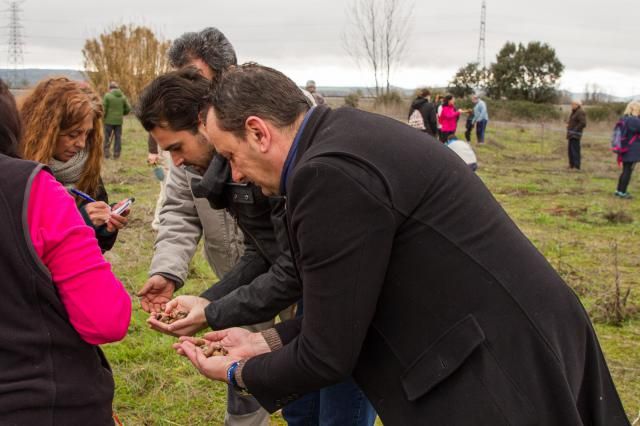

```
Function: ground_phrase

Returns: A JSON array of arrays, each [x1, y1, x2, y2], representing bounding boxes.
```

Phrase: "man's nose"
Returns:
[[171, 152, 184, 167]]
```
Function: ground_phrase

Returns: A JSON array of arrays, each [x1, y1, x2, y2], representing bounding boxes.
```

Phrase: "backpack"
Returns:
[[611, 117, 638, 155], [408, 109, 425, 130]]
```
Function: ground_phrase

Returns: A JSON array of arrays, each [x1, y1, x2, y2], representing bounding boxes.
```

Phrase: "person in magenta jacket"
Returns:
[[0, 79, 131, 425], [438, 95, 461, 142]]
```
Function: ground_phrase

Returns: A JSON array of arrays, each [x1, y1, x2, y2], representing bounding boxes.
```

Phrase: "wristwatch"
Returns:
[[227, 361, 250, 395]]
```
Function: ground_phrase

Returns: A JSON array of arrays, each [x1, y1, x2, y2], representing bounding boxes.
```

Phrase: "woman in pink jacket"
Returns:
[[438, 95, 461, 143], [0, 79, 131, 426]]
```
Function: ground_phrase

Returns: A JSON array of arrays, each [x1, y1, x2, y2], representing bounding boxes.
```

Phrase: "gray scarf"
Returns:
[[48, 149, 89, 186]]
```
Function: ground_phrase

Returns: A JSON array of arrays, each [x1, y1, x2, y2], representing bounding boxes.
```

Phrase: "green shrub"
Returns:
[[484, 99, 562, 121], [374, 90, 403, 107], [456, 98, 473, 111], [585, 103, 626, 122], [344, 91, 361, 108]]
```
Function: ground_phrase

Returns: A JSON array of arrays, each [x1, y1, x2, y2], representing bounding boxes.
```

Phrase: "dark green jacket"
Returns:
[[103, 89, 131, 125]]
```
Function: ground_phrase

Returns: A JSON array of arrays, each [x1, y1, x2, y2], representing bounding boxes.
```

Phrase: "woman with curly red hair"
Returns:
[[20, 77, 129, 251]]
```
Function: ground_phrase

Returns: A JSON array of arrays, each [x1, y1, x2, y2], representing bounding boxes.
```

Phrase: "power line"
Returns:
[[5, 0, 25, 87], [477, 0, 486, 69]]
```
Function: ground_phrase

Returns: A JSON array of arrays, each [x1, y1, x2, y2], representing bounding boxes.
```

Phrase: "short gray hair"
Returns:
[[168, 27, 237, 78]]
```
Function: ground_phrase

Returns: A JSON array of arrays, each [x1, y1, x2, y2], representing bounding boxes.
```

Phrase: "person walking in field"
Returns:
[[566, 100, 587, 170], [408, 88, 437, 136], [471, 95, 489, 144], [464, 109, 475, 142], [438, 95, 460, 142], [103, 81, 131, 159], [614, 101, 640, 198]]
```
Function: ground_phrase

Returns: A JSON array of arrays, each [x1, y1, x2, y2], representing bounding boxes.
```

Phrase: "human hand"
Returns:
[[185, 328, 271, 359], [147, 153, 160, 165], [137, 275, 176, 313], [106, 199, 130, 232], [147, 295, 209, 337], [84, 201, 112, 227], [174, 339, 237, 382]]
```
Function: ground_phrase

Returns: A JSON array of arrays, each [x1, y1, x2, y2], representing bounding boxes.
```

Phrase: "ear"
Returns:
[[245, 116, 271, 153]]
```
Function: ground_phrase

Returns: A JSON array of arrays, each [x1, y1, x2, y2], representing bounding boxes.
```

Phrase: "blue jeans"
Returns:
[[282, 378, 376, 426], [282, 300, 376, 426], [568, 137, 581, 169], [475, 119, 488, 143]]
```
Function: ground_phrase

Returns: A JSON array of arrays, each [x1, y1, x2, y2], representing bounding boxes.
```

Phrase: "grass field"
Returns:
[[102, 115, 639, 425]]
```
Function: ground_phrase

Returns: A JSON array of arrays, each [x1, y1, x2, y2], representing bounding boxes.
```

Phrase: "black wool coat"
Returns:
[[242, 106, 629, 426], [192, 155, 301, 329]]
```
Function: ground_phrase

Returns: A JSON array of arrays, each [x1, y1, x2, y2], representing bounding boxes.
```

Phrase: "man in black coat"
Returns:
[[174, 64, 629, 426], [567, 100, 587, 170], [408, 88, 438, 136]]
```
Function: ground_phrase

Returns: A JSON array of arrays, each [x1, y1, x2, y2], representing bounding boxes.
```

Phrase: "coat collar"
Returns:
[[280, 105, 331, 195]]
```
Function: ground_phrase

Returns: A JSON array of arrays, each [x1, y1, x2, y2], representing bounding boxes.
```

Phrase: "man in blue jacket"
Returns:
[[471, 94, 489, 144]]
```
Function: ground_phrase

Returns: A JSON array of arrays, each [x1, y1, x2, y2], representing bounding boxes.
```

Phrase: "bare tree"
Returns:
[[343, 0, 412, 97], [82, 25, 171, 102], [584, 83, 611, 104]]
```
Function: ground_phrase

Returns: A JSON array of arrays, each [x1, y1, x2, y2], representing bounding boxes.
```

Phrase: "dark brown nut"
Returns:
[[154, 310, 189, 324], [212, 346, 229, 357], [199, 342, 228, 358], [193, 338, 208, 347], [202, 344, 216, 357]]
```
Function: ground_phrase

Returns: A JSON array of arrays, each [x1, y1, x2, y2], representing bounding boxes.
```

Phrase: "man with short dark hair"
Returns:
[[137, 67, 300, 426], [139, 27, 243, 316], [137, 28, 264, 426], [175, 63, 629, 426]]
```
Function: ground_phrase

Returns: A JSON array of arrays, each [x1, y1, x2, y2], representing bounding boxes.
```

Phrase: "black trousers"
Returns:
[[104, 124, 123, 158], [568, 138, 581, 169], [439, 131, 454, 143], [617, 162, 636, 193], [464, 123, 474, 142]]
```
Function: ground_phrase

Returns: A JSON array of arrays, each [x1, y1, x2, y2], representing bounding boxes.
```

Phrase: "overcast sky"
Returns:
[[6, 0, 639, 96]]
